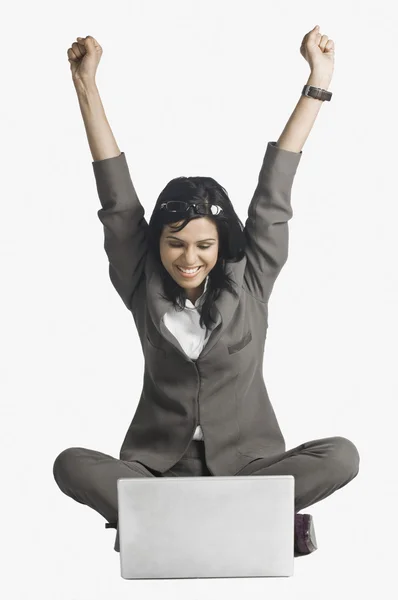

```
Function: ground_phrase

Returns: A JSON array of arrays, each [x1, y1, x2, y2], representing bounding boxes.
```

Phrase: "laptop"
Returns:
[[117, 475, 295, 579]]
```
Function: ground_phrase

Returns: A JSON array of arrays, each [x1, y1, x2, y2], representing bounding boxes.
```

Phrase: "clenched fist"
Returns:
[[300, 25, 335, 81], [67, 35, 103, 83]]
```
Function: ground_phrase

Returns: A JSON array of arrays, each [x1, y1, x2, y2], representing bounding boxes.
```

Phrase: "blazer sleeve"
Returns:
[[92, 152, 148, 310], [243, 141, 302, 304]]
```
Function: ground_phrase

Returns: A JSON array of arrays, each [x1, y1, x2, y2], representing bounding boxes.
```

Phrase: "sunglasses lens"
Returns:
[[197, 204, 218, 215], [167, 201, 187, 212], [210, 205, 221, 215]]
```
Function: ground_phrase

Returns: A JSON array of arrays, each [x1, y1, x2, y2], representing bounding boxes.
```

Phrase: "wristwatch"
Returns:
[[302, 85, 332, 101]]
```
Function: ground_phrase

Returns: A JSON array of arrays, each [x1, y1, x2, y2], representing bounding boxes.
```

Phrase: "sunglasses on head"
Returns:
[[160, 201, 223, 216]]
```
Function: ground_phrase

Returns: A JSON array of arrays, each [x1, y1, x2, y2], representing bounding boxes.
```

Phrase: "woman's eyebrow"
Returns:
[[165, 236, 216, 242]]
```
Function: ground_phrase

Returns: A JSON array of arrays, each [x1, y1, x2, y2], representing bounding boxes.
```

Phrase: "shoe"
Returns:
[[294, 513, 318, 556]]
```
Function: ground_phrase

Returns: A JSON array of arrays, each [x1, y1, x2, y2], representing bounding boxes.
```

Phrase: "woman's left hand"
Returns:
[[300, 25, 335, 81]]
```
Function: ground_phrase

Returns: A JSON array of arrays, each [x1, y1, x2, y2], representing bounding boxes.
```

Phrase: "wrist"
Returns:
[[73, 77, 98, 95], [306, 72, 332, 90]]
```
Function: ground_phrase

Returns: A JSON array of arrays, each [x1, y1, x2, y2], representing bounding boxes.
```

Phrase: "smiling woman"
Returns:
[[148, 177, 247, 327], [159, 219, 219, 302], [54, 28, 360, 562]]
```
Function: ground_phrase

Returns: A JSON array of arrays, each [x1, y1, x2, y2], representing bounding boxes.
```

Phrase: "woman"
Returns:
[[54, 26, 360, 557]]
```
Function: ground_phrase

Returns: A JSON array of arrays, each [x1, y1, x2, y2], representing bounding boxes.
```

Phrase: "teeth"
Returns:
[[178, 266, 201, 274]]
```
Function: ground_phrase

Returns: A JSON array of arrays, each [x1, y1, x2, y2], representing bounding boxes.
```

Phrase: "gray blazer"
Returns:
[[92, 141, 302, 475]]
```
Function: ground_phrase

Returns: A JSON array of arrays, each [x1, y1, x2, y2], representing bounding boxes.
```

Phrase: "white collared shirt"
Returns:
[[162, 275, 211, 441]]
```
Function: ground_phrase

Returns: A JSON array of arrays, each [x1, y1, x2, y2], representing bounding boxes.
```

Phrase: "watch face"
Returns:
[[304, 85, 318, 98], [302, 85, 331, 101]]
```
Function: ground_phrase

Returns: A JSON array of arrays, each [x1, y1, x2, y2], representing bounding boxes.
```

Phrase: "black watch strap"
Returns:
[[302, 84, 332, 101]]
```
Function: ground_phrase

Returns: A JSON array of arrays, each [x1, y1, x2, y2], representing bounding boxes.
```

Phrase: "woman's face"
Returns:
[[159, 217, 219, 292]]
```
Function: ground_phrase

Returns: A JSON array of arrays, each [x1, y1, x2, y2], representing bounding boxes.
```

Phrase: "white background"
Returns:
[[1, 0, 397, 598]]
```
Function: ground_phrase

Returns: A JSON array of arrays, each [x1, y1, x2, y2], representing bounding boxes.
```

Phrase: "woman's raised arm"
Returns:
[[68, 35, 121, 161], [277, 25, 335, 152], [67, 35, 148, 311], [243, 26, 334, 304]]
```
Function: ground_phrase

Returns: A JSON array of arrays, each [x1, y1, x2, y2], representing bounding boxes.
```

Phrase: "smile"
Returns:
[[176, 265, 203, 276]]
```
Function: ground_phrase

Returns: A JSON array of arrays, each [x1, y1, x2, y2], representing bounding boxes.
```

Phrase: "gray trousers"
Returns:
[[53, 435, 359, 552]]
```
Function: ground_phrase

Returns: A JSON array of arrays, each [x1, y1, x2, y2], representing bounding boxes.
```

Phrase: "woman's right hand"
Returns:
[[67, 35, 103, 84]]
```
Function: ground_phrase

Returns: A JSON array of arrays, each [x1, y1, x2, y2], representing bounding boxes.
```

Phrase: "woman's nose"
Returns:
[[184, 249, 199, 264]]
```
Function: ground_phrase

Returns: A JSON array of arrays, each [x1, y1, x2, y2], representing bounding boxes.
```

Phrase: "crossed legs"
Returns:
[[53, 435, 359, 552]]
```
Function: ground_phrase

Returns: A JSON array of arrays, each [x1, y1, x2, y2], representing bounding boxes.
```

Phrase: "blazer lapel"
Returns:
[[145, 251, 247, 360]]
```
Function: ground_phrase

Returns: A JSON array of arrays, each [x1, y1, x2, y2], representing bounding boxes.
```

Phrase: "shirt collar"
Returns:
[[185, 275, 209, 308]]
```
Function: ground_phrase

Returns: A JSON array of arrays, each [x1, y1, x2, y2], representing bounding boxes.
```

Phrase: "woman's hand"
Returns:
[[300, 25, 335, 84], [67, 35, 103, 84]]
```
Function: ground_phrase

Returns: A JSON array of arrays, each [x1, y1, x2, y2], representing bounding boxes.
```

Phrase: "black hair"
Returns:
[[147, 175, 246, 330]]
